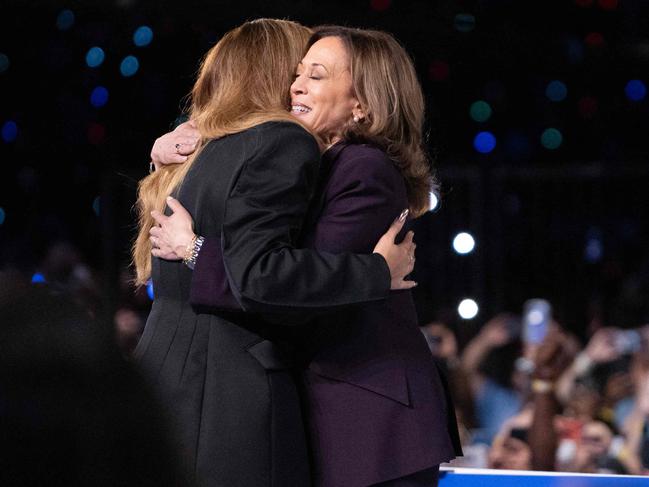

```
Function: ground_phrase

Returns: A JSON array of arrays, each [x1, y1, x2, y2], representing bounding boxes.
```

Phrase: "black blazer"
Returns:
[[134, 122, 391, 487]]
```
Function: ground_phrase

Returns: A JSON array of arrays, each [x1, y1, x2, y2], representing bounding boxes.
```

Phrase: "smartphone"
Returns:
[[522, 299, 552, 345]]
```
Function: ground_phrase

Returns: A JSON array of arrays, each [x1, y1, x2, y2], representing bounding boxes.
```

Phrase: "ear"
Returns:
[[352, 100, 365, 121]]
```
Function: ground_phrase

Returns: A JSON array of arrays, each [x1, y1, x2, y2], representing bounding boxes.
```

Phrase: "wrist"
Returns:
[[183, 235, 204, 270], [574, 351, 595, 376], [531, 379, 554, 394]]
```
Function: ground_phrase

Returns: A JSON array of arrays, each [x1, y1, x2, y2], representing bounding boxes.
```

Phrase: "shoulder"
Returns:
[[332, 143, 401, 184], [252, 121, 319, 156]]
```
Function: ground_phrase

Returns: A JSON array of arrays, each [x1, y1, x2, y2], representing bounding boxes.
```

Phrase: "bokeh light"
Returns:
[[0, 53, 9, 74], [453, 232, 476, 254], [0, 207, 5, 225], [56, 9, 75, 31], [585, 32, 605, 47], [93, 196, 101, 216], [120, 55, 139, 77], [429, 60, 450, 82], [546, 80, 568, 102], [87, 123, 106, 144], [133, 26, 154, 47], [584, 236, 603, 262], [458, 299, 479, 320], [470, 101, 492, 122], [429, 192, 439, 212], [565, 38, 584, 64], [541, 128, 563, 150], [598, 0, 618, 10], [454, 14, 476, 33], [147, 279, 155, 300], [370, 0, 391, 11], [90, 86, 109, 108], [85, 47, 105, 68], [2, 121, 18, 143], [625, 79, 647, 102], [31, 273, 47, 284], [473, 131, 497, 154], [578, 96, 598, 118]]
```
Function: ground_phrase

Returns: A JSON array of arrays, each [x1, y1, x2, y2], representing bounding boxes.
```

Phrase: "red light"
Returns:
[[370, 0, 391, 11], [88, 123, 106, 145], [598, 0, 618, 9], [578, 97, 598, 119], [429, 60, 450, 81], [585, 32, 605, 47]]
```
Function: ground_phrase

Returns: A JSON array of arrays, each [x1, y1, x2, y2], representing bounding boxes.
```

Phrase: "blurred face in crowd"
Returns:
[[421, 322, 458, 359], [579, 421, 613, 460], [488, 433, 532, 470], [290, 36, 361, 142], [566, 383, 600, 420]]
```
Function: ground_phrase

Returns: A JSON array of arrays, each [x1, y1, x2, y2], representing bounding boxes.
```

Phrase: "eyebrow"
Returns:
[[297, 61, 329, 73]]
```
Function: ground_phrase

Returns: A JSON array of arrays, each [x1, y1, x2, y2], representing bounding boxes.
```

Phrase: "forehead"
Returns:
[[302, 36, 349, 69]]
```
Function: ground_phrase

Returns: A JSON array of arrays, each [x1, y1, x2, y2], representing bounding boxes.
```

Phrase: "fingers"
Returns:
[[393, 278, 418, 290], [149, 226, 161, 238], [165, 196, 189, 216], [150, 210, 167, 225], [386, 208, 409, 239], [174, 137, 199, 155], [164, 153, 189, 164]]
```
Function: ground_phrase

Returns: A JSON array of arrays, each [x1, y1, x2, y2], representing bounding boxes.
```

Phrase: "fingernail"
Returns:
[[166, 196, 173, 201], [399, 209, 409, 222]]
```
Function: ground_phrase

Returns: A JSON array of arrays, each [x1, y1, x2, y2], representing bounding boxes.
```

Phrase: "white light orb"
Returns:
[[429, 191, 439, 211], [453, 232, 475, 254], [458, 298, 479, 320]]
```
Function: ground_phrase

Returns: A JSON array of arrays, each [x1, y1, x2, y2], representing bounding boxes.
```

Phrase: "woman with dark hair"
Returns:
[[151, 25, 461, 487], [133, 19, 416, 487]]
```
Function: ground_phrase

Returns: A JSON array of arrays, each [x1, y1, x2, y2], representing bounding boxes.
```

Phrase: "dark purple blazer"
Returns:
[[190, 143, 461, 486]]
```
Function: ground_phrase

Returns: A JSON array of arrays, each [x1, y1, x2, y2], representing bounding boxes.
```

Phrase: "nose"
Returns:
[[291, 74, 306, 96]]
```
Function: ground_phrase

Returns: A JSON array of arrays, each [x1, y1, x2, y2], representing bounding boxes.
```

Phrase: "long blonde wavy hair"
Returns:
[[310, 27, 437, 217], [132, 19, 312, 285]]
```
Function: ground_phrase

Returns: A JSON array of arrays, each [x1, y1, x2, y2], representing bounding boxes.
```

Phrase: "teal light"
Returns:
[[469, 101, 492, 122], [541, 128, 563, 150]]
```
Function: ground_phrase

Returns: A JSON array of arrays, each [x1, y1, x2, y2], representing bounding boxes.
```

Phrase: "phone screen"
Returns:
[[522, 299, 552, 344]]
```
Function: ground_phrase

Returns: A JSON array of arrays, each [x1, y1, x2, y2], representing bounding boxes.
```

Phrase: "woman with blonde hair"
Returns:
[[133, 19, 416, 487], [150, 25, 461, 486]]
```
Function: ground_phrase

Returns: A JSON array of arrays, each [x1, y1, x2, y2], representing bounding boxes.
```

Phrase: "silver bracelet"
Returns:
[[183, 235, 204, 270]]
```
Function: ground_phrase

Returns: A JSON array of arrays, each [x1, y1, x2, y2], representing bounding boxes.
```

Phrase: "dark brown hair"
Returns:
[[310, 26, 437, 217]]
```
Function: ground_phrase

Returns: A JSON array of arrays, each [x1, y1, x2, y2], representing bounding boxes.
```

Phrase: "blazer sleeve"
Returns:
[[308, 148, 408, 255], [191, 123, 390, 314]]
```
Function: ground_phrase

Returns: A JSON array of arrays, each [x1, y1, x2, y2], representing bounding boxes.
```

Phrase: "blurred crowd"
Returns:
[[424, 313, 649, 475], [3, 241, 649, 480]]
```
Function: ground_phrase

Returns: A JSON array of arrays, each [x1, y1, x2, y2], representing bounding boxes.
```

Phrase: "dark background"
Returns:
[[1, 0, 648, 341]]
